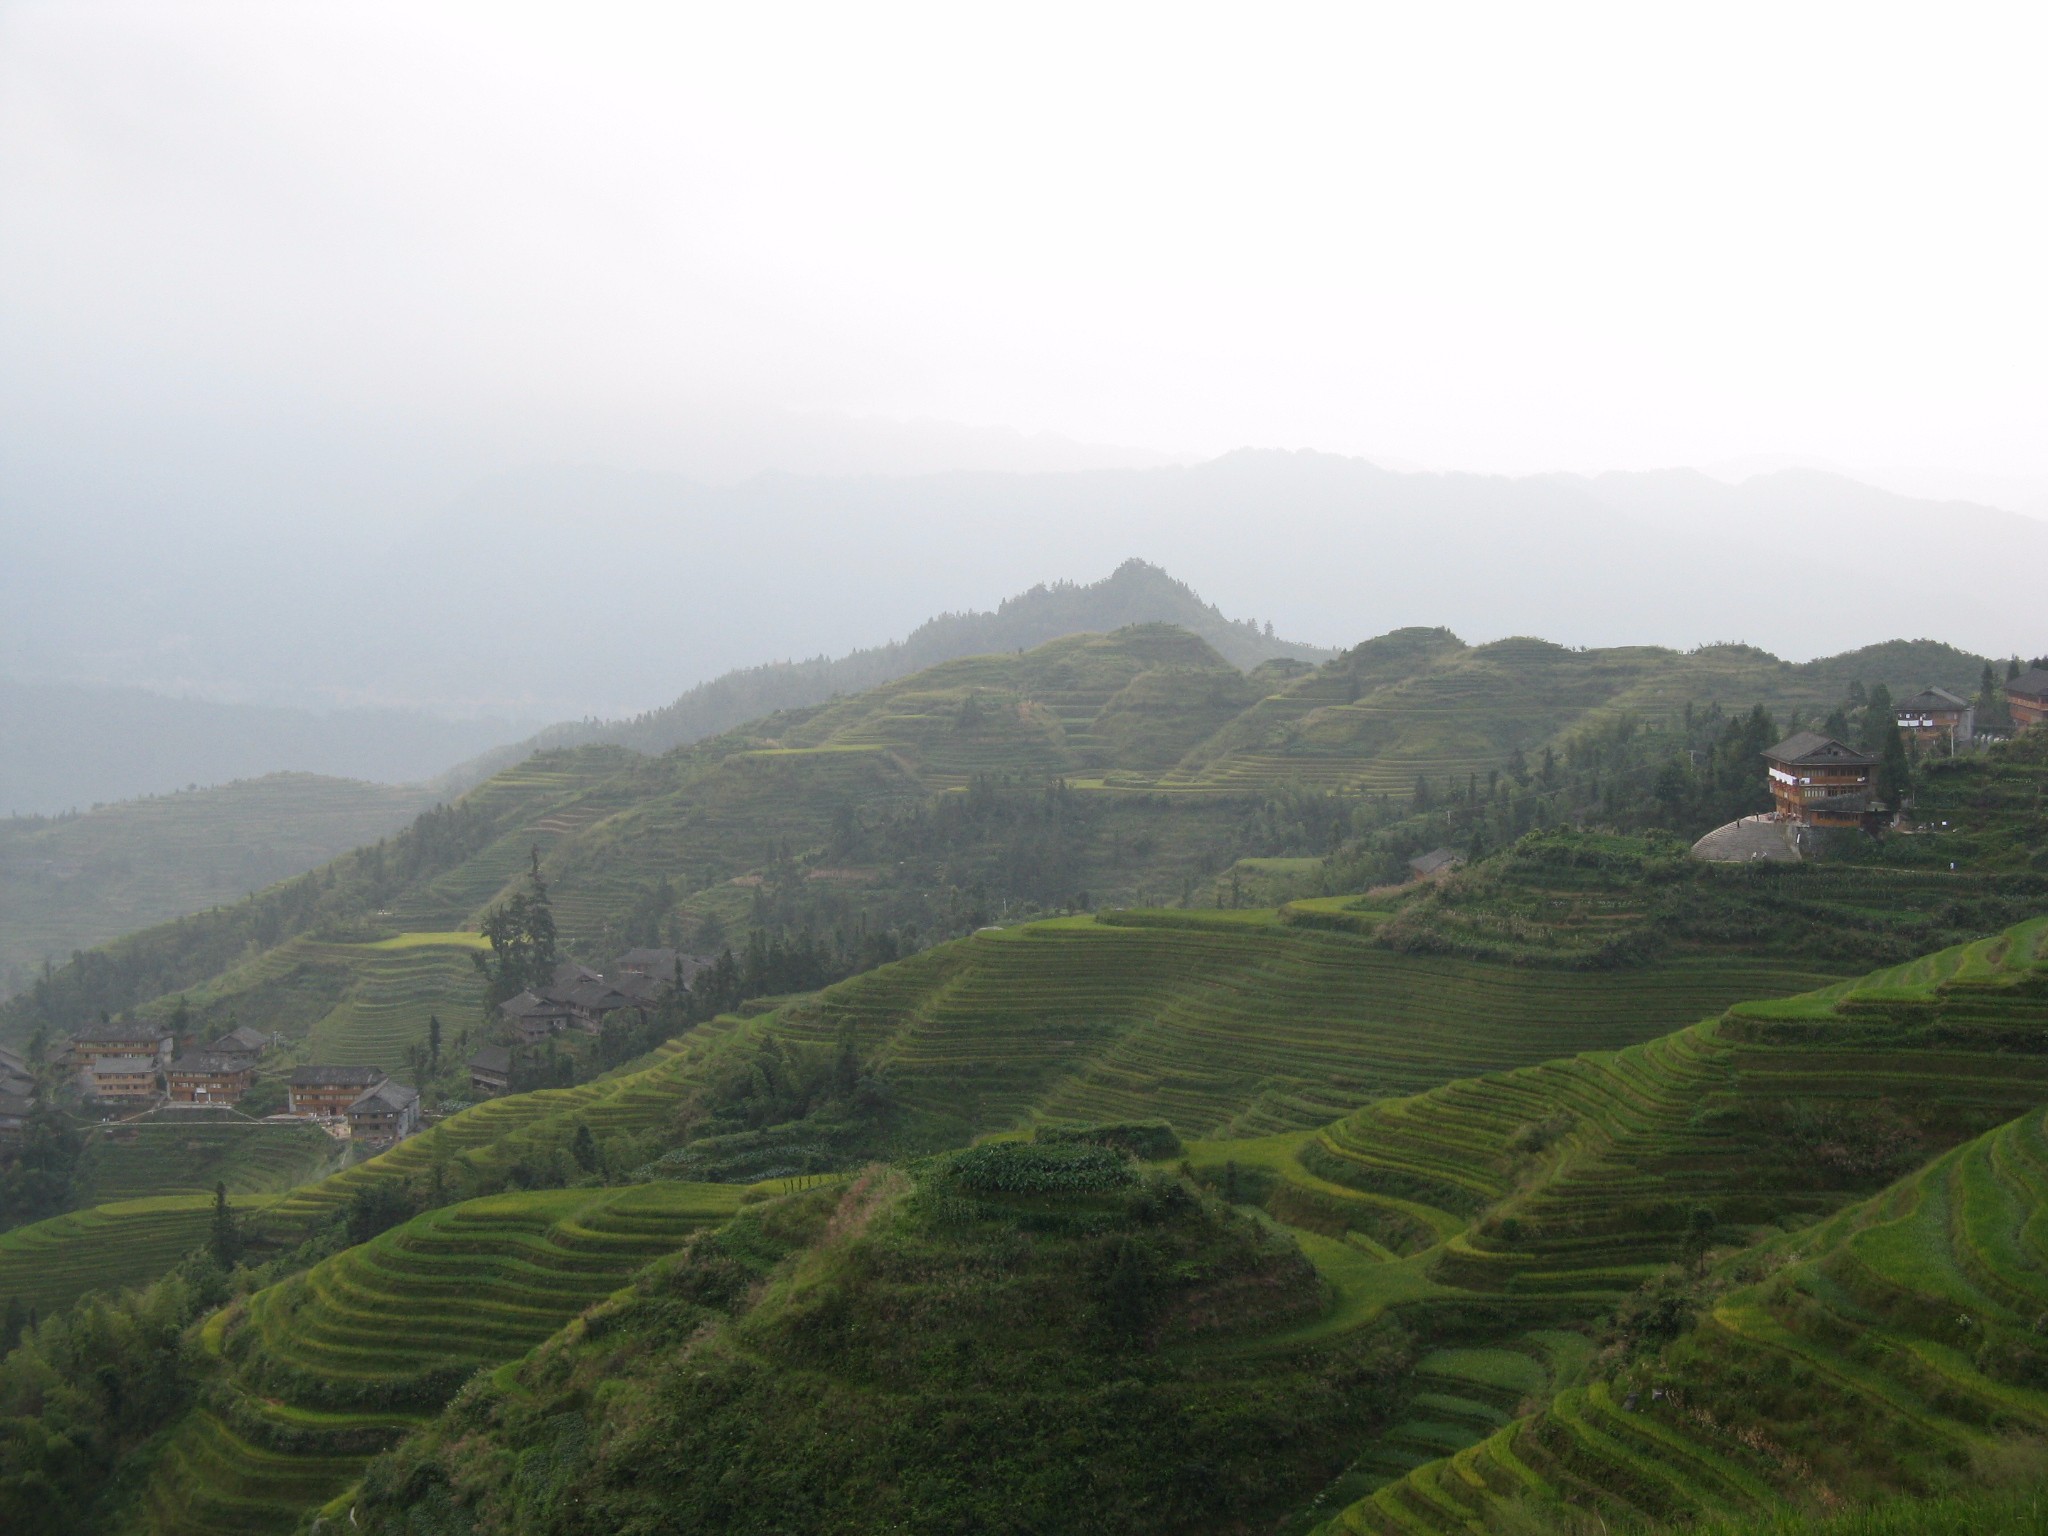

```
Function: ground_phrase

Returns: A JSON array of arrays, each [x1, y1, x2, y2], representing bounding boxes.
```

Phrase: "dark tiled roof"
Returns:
[[290, 1065, 386, 1088], [169, 1052, 253, 1076], [0, 1091, 35, 1118], [2008, 668, 2048, 700], [211, 1026, 270, 1054], [91, 1055, 159, 1074], [499, 991, 568, 1018], [1896, 688, 1969, 712], [73, 1021, 170, 1045], [469, 1045, 513, 1074], [553, 961, 604, 987], [616, 947, 678, 976], [348, 1081, 419, 1115], [1764, 732, 1876, 768]]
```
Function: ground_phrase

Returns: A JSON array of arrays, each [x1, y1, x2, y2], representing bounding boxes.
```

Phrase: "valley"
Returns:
[[1, 617, 2045, 1535]]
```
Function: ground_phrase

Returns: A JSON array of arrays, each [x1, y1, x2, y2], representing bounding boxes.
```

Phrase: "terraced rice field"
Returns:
[[0, 1193, 275, 1315], [258, 1030, 723, 1233], [778, 914, 1846, 1138], [72, 1117, 336, 1204], [1290, 917, 2048, 1532], [303, 933, 490, 1067], [140, 1182, 749, 1536]]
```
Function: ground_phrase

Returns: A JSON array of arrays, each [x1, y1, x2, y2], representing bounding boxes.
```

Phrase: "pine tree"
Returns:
[[209, 1181, 241, 1269], [571, 1122, 600, 1174], [427, 1014, 442, 1066], [1876, 720, 1912, 807]]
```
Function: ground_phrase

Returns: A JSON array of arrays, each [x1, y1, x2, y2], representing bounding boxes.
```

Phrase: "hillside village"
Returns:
[[1, 625, 2045, 1536], [10, 945, 717, 1162], [1689, 662, 2048, 862]]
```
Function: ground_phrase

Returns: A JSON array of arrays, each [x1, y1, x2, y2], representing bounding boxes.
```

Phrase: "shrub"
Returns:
[[941, 1142, 1136, 1196]]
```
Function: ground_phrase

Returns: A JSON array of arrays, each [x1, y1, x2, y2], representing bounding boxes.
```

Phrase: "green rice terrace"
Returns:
[[1, 622, 2010, 1056], [70, 1116, 338, 1206], [135, 1181, 754, 1536], [2, 631, 2046, 1535]]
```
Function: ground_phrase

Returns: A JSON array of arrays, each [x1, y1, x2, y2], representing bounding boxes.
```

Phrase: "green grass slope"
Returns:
[[70, 1118, 337, 1205], [1166, 634, 1996, 797], [1283, 917, 2048, 1531], [349, 1155, 1414, 1536], [5, 624, 2016, 1063], [132, 1181, 748, 1536], [0, 1194, 276, 1318], [0, 774, 433, 999], [773, 913, 1844, 1141]]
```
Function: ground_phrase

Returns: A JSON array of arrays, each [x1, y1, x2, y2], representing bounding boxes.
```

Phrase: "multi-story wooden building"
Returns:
[[0, 1090, 34, 1140], [345, 1080, 420, 1143], [288, 1065, 387, 1117], [2009, 668, 2048, 731], [469, 1045, 513, 1096], [166, 1051, 256, 1105], [70, 1021, 175, 1067], [1762, 732, 1879, 827], [209, 1025, 272, 1061], [87, 1054, 162, 1102], [1894, 687, 1974, 748]]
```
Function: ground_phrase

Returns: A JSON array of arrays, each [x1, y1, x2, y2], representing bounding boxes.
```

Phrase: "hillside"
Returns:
[[3, 883, 2048, 1529], [21, 453, 2047, 724], [3, 623, 2029, 1074], [0, 774, 435, 999], [0, 678, 522, 816], [588, 556, 1331, 755], [81, 913, 2031, 1536]]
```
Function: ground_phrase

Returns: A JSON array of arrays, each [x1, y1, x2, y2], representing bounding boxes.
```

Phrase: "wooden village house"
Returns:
[[86, 1054, 161, 1102], [288, 1065, 387, 1117], [70, 1020, 175, 1067], [345, 1080, 421, 1143], [1762, 732, 1880, 828], [1893, 687, 1974, 748], [0, 1090, 32, 1141], [166, 1051, 256, 1105], [469, 1045, 513, 1096], [2009, 668, 2048, 731]]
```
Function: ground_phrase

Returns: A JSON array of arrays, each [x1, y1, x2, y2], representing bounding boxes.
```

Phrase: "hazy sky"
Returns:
[[6, 0, 2046, 491]]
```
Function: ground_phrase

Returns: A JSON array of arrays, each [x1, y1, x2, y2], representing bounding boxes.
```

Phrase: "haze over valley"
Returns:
[[5, 7, 2048, 1536]]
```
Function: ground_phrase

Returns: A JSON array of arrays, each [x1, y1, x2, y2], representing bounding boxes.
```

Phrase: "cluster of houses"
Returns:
[[283, 1065, 420, 1144], [1759, 671, 2048, 834], [0, 1043, 33, 1140], [489, 948, 701, 1049], [20, 948, 705, 1147], [470, 949, 706, 1096], [66, 1019, 272, 1106], [53, 1018, 419, 1146]]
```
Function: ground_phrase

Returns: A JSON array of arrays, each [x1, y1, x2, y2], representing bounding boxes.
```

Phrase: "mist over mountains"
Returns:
[[6, 450, 2044, 799]]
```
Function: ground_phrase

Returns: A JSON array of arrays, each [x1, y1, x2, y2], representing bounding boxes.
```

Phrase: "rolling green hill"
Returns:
[[302, 917, 2045, 1536], [136, 1182, 754, 1535], [3, 622, 2016, 1069], [5, 902, 2047, 1532], [0, 774, 434, 1000]]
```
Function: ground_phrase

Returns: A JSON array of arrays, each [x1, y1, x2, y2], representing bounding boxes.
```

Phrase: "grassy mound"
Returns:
[[1295, 916, 2048, 1531], [131, 1182, 746, 1535], [0, 1193, 274, 1316], [775, 914, 1844, 1139], [70, 1117, 336, 1205], [353, 1161, 1416, 1536]]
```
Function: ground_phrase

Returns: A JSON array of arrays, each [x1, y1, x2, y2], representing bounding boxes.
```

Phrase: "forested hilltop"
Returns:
[[443, 557, 1333, 779], [2, 618, 2046, 1535]]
